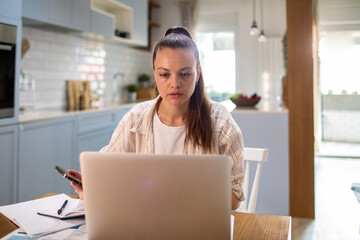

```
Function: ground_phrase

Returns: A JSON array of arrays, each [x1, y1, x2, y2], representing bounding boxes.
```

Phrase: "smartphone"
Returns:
[[54, 165, 82, 187]]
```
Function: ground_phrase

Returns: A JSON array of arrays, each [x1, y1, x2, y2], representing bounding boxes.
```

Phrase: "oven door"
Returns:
[[0, 23, 16, 119]]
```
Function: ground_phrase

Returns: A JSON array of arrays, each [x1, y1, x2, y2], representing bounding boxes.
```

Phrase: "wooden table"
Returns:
[[0, 195, 291, 239], [232, 211, 291, 239]]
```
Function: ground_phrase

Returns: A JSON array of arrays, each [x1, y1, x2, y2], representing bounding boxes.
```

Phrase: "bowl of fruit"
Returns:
[[230, 93, 261, 107]]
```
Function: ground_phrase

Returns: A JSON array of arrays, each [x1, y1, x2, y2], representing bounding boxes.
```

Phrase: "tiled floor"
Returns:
[[292, 142, 360, 239]]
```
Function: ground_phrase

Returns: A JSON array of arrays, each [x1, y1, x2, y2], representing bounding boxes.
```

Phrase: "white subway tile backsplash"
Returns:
[[21, 27, 152, 110]]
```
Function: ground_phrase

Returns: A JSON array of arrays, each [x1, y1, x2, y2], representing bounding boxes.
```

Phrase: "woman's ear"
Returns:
[[196, 65, 201, 83]]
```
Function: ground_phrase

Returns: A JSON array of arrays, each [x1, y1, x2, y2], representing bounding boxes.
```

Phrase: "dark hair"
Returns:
[[153, 26, 213, 153]]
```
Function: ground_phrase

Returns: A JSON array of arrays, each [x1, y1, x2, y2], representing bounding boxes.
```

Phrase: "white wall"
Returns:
[[319, 0, 360, 31], [198, 0, 286, 99], [151, 0, 182, 47], [20, 27, 152, 110], [148, 0, 287, 100]]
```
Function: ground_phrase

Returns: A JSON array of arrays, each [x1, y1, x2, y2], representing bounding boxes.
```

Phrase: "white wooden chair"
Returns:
[[238, 147, 268, 213]]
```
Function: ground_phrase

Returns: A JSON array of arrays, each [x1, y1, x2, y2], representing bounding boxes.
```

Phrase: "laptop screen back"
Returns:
[[80, 152, 231, 240]]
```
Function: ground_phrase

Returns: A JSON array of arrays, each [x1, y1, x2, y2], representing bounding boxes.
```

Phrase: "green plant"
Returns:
[[138, 74, 151, 83], [126, 84, 138, 92], [282, 32, 287, 75]]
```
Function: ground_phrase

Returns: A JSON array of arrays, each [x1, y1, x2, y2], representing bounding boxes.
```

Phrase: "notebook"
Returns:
[[37, 198, 85, 220], [80, 152, 232, 240]]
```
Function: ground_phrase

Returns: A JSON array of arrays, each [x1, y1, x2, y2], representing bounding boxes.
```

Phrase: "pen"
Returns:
[[57, 199, 68, 215]]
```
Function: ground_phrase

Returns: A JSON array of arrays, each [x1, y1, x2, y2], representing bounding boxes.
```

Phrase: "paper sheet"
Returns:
[[2, 227, 78, 240], [0, 194, 85, 238]]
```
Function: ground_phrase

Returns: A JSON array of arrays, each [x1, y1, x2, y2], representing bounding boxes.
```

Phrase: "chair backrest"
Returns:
[[240, 147, 268, 213]]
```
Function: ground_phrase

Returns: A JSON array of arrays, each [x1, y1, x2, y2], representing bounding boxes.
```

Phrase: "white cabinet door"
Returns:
[[18, 117, 77, 202], [71, 0, 91, 32], [131, 0, 148, 46], [90, 10, 113, 38], [0, 0, 22, 20], [22, 0, 49, 23], [22, 0, 91, 32], [48, 0, 72, 27], [0, 125, 18, 205]]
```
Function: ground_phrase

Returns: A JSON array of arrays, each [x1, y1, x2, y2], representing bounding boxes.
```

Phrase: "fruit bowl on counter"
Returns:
[[230, 93, 261, 107]]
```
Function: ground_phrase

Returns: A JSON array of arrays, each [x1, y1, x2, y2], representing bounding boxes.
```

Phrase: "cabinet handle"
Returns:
[[0, 44, 12, 51]]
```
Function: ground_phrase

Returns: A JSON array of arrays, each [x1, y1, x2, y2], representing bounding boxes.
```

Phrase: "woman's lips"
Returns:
[[168, 92, 182, 98]]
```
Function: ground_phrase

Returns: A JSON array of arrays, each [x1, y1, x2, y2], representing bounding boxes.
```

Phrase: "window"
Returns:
[[319, 31, 360, 94], [196, 31, 236, 101]]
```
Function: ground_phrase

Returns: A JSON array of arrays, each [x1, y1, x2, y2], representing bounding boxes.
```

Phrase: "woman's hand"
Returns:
[[67, 169, 84, 200]]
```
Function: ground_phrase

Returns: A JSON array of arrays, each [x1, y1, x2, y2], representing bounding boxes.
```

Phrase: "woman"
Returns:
[[69, 26, 245, 210]]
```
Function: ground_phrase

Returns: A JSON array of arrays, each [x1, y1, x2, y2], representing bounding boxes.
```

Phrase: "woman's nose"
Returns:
[[169, 75, 180, 88]]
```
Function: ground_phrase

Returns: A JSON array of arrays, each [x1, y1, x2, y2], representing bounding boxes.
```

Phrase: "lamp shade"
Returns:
[[250, 21, 259, 36], [258, 30, 267, 42]]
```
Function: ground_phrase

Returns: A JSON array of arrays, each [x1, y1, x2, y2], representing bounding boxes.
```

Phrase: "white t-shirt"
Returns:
[[153, 111, 185, 154]]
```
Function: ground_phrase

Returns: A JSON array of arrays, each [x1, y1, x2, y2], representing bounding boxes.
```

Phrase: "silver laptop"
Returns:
[[80, 152, 231, 240]]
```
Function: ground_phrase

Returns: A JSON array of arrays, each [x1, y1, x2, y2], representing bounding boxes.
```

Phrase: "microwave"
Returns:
[[0, 23, 17, 119]]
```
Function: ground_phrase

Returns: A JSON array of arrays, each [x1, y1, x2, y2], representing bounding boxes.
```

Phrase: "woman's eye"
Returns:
[[181, 72, 192, 77], [160, 73, 169, 77]]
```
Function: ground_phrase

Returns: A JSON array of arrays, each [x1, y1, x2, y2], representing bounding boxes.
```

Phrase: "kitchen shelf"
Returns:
[[148, 20, 160, 27], [149, 0, 160, 8], [91, 0, 133, 42]]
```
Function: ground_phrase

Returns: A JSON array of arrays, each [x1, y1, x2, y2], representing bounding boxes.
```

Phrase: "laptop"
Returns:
[[80, 152, 232, 240]]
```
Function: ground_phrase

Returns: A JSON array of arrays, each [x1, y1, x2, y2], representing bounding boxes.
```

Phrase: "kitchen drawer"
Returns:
[[77, 110, 116, 134]]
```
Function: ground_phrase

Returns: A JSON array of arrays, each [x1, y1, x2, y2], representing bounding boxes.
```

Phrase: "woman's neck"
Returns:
[[157, 100, 188, 127]]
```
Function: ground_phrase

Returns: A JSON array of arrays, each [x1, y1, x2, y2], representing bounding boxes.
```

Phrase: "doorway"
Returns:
[[318, 30, 360, 158], [196, 31, 236, 102]]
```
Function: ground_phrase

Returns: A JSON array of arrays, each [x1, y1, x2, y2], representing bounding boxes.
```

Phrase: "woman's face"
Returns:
[[153, 48, 200, 109]]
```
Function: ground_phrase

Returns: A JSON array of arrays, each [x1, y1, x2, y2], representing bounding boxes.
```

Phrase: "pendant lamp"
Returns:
[[258, 0, 267, 42], [250, 0, 259, 36]]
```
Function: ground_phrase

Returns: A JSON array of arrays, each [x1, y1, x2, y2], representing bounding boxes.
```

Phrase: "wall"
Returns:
[[197, 0, 286, 101], [151, 0, 182, 45], [322, 94, 360, 143], [150, 0, 287, 102], [20, 27, 153, 110], [319, 0, 360, 31]]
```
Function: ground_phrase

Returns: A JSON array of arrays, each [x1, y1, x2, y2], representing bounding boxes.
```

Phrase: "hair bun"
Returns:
[[164, 26, 192, 39]]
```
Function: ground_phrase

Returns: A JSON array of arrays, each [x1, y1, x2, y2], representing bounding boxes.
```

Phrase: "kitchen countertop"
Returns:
[[18, 103, 136, 123], [19, 100, 287, 123], [224, 100, 288, 114]]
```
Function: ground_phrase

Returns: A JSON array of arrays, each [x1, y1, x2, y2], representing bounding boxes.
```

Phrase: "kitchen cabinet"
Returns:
[[72, 0, 91, 32], [15, 107, 131, 203], [90, 9, 113, 38], [0, 0, 22, 20], [75, 108, 130, 170], [91, 0, 133, 43], [22, 0, 49, 23], [116, 0, 148, 46], [77, 128, 114, 169], [48, 0, 72, 27], [75, 110, 117, 170], [0, 125, 18, 206], [232, 110, 289, 216], [21, 0, 149, 46], [18, 117, 77, 202], [22, 0, 90, 32]]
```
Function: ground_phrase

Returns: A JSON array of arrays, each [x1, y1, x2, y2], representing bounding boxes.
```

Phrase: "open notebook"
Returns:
[[37, 198, 85, 220]]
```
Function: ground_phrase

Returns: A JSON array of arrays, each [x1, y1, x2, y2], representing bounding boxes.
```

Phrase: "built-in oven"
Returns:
[[0, 23, 17, 119]]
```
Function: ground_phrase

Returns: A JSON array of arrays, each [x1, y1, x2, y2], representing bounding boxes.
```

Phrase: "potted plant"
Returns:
[[125, 84, 138, 102], [281, 32, 289, 108], [138, 74, 151, 88]]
